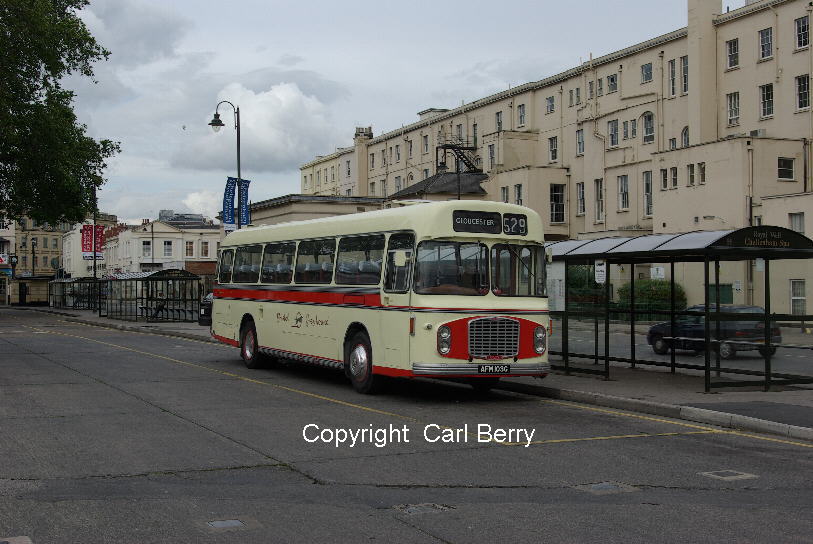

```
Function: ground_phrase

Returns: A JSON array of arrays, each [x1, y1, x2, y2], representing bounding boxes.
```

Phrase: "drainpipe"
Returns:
[[808, 2, 813, 192]]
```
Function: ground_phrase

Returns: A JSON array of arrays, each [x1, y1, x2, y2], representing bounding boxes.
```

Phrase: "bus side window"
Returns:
[[336, 234, 385, 285], [232, 245, 263, 283], [261, 242, 295, 284], [218, 249, 235, 284], [295, 238, 336, 284], [384, 232, 414, 293]]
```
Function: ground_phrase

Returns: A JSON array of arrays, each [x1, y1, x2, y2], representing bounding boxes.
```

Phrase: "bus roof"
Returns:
[[221, 200, 543, 247]]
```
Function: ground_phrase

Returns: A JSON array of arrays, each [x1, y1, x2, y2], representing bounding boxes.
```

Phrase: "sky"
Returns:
[[69, 0, 746, 224]]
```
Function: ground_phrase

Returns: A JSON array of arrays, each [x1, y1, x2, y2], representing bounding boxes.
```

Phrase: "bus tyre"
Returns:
[[240, 321, 264, 369], [470, 377, 500, 394], [346, 331, 379, 394]]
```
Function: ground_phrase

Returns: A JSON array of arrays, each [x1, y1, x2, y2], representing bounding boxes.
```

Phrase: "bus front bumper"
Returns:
[[412, 362, 549, 377]]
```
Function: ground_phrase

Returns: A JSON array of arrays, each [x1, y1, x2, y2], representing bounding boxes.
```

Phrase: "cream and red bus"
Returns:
[[211, 200, 549, 394]]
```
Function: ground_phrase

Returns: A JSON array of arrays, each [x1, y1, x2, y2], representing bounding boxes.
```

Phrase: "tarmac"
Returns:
[[13, 306, 813, 442]]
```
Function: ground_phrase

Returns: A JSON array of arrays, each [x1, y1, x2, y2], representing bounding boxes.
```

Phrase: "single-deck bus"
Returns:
[[211, 200, 549, 394]]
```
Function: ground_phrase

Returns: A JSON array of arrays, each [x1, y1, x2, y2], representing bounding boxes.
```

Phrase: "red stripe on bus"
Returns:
[[214, 287, 382, 307], [212, 332, 239, 347]]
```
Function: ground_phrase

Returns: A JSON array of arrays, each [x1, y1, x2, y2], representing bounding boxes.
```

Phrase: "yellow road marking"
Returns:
[[25, 325, 813, 450]]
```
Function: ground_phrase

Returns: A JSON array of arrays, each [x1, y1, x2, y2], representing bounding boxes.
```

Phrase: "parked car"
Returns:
[[198, 293, 213, 326], [647, 305, 781, 359]]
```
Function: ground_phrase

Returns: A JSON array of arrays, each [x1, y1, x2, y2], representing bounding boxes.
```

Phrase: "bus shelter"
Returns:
[[50, 277, 103, 311], [546, 226, 813, 392], [102, 269, 202, 323]]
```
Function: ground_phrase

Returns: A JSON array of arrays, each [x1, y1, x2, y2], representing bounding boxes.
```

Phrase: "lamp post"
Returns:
[[209, 101, 242, 229]]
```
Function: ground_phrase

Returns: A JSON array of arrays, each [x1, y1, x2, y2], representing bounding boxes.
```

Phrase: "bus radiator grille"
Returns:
[[468, 317, 519, 359]]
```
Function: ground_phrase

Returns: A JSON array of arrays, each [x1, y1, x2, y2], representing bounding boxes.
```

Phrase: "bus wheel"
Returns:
[[346, 331, 379, 394], [470, 377, 500, 394], [240, 321, 264, 369]]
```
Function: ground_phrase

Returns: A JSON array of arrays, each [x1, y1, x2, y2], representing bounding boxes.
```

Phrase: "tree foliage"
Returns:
[[0, 0, 120, 224], [617, 279, 687, 312]]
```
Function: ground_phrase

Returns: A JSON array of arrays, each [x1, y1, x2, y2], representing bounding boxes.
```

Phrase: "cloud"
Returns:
[[240, 67, 348, 104], [183, 190, 221, 219], [277, 54, 305, 67], [83, 0, 191, 68], [171, 82, 339, 173]]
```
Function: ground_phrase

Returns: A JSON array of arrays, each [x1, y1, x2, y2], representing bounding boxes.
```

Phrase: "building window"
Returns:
[[680, 55, 689, 93], [641, 62, 652, 83], [42, 237, 48, 248], [395, 144, 401, 161], [576, 182, 585, 215], [569, 89, 574, 107], [346, 160, 351, 177], [667, 59, 676, 96], [517, 104, 526, 126], [594, 179, 604, 221], [513, 184, 523, 206], [163, 240, 172, 257], [726, 39, 739, 69], [201, 241, 209, 257], [630, 119, 637, 138], [423, 168, 429, 179], [669, 138, 677, 150], [791, 280, 807, 315], [548, 136, 558, 161], [727, 92, 740, 125], [186, 241, 194, 257], [422, 135, 429, 153], [472, 123, 478, 147], [142, 240, 151, 257], [588, 81, 594, 98], [778, 157, 795, 180], [546, 96, 555, 113], [790, 212, 805, 233], [670, 167, 678, 188], [642, 112, 654, 144], [346, 189, 352, 196], [575, 87, 581, 104], [698, 162, 706, 184], [394, 176, 402, 193], [643, 171, 653, 216], [382, 149, 387, 166], [407, 141, 413, 158], [550, 184, 565, 223], [759, 27, 773, 59], [687, 164, 695, 186], [495, 111, 503, 131], [370, 153, 375, 168], [681, 126, 689, 147], [754, 215, 762, 226], [617, 175, 629, 210], [382, 180, 388, 197], [42, 255, 48, 267], [760, 83, 774, 118], [597, 78, 603, 96], [456, 124, 463, 141], [576, 129, 584, 155], [608, 119, 619, 147], [797, 16, 810, 49], [500, 186, 509, 203], [607, 74, 617, 93], [369, 182, 376, 196], [622, 120, 629, 140], [660, 168, 668, 190], [488, 144, 495, 169], [797, 74, 810, 109], [330, 166, 335, 181], [316, 170, 321, 186]]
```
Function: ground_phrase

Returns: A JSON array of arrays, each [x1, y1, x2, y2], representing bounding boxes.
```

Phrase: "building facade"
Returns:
[[300, 0, 813, 314], [61, 213, 119, 279]]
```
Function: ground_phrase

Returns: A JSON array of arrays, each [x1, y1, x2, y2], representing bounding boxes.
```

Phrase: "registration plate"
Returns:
[[478, 364, 510, 374]]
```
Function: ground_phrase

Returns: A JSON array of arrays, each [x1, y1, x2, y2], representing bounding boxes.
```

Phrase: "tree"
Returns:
[[0, 0, 120, 224]]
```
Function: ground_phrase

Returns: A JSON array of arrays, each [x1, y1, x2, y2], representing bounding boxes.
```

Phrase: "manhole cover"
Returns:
[[574, 481, 640, 495], [394, 503, 455, 515], [699, 470, 758, 481], [207, 520, 245, 529]]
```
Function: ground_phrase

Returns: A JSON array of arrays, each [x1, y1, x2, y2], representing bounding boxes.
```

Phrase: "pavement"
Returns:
[[13, 306, 813, 441]]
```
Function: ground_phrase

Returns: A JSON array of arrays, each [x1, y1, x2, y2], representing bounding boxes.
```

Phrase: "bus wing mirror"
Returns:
[[393, 250, 409, 267]]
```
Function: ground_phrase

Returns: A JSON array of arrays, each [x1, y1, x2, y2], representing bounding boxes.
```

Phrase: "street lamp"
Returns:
[[209, 101, 242, 229]]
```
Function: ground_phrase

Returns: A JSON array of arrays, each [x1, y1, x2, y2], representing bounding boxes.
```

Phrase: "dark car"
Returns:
[[198, 293, 213, 326], [647, 304, 781, 359]]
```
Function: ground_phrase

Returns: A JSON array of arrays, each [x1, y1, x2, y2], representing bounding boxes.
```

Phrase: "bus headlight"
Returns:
[[534, 326, 547, 354], [437, 325, 451, 355]]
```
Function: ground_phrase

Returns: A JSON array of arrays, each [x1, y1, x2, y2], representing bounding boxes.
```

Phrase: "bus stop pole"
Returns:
[[764, 259, 772, 392], [704, 257, 711, 392], [630, 261, 636, 369], [563, 261, 570, 375], [670, 260, 676, 374], [715, 260, 721, 377], [604, 261, 611, 380]]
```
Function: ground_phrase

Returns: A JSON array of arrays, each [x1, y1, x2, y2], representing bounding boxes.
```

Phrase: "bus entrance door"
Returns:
[[380, 246, 412, 370]]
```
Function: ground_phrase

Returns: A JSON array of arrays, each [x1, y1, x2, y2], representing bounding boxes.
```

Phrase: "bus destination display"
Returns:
[[453, 210, 528, 236]]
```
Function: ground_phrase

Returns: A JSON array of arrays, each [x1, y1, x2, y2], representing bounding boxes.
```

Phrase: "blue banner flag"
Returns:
[[239, 178, 252, 227], [223, 177, 237, 231]]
